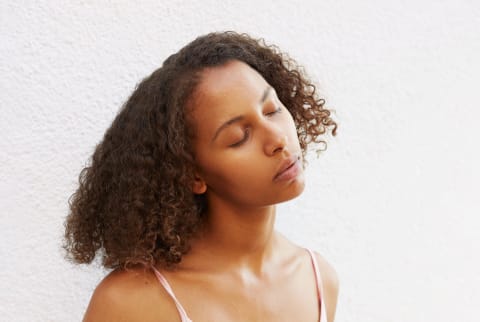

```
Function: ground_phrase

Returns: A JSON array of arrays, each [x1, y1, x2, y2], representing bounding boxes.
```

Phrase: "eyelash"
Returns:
[[229, 107, 282, 148], [267, 106, 282, 116], [229, 128, 250, 147]]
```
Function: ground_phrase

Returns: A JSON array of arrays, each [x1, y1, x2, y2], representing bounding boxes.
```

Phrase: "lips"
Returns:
[[273, 155, 301, 181]]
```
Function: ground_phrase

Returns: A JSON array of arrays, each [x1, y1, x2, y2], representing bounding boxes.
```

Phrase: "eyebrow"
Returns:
[[211, 86, 272, 142], [259, 86, 272, 104]]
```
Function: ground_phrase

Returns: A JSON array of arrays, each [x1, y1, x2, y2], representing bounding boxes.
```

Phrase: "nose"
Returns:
[[263, 122, 288, 156]]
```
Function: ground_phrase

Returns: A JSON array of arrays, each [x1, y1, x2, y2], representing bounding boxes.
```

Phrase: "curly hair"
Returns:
[[63, 31, 337, 270]]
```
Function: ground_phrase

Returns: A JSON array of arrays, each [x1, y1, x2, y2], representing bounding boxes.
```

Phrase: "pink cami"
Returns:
[[152, 248, 328, 322]]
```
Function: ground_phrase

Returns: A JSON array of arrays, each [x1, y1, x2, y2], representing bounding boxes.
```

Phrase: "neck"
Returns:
[[188, 200, 278, 273]]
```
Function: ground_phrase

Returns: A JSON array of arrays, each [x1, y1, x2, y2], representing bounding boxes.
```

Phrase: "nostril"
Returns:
[[271, 135, 288, 155]]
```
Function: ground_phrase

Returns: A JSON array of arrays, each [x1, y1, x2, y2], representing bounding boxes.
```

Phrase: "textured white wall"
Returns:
[[1, 1, 479, 321]]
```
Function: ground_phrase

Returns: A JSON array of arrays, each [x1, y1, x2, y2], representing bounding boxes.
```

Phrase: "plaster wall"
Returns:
[[1, 1, 479, 321]]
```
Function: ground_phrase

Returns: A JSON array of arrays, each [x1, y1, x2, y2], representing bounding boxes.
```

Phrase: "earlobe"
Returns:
[[192, 175, 207, 194]]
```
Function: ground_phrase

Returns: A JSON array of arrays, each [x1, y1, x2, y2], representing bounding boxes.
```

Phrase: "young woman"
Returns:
[[64, 31, 338, 322]]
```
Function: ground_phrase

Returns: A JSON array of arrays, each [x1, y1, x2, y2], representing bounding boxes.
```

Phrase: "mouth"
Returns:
[[273, 155, 301, 181]]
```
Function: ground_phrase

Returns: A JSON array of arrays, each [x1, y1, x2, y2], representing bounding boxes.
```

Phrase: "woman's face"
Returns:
[[189, 60, 305, 209]]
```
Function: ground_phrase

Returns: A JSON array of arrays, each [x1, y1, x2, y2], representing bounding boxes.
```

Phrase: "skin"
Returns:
[[83, 60, 339, 322]]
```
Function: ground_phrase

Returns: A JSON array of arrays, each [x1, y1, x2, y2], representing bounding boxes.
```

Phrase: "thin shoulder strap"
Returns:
[[306, 249, 329, 322], [151, 267, 193, 322]]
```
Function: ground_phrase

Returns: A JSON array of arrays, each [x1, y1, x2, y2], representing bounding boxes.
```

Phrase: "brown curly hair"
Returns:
[[63, 31, 337, 270]]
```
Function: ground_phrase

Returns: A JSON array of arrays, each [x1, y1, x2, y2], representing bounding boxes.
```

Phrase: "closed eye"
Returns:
[[229, 106, 282, 147], [265, 106, 282, 117], [229, 127, 251, 147]]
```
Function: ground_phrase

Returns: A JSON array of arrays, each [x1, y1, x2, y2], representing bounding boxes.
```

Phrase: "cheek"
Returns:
[[198, 153, 252, 183], [196, 148, 266, 191], [283, 115, 300, 144]]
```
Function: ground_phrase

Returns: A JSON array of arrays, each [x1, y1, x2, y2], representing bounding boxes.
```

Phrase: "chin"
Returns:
[[277, 178, 306, 204]]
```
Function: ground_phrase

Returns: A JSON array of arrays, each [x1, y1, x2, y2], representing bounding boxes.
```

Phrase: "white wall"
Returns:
[[1, 1, 479, 321]]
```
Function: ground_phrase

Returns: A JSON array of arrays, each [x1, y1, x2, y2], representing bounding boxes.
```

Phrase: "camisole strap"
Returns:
[[306, 248, 329, 322], [151, 267, 193, 322], [152, 251, 326, 322]]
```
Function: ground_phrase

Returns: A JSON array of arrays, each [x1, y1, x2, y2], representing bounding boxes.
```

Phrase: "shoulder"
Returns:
[[276, 235, 339, 321], [83, 266, 179, 322], [312, 250, 339, 322]]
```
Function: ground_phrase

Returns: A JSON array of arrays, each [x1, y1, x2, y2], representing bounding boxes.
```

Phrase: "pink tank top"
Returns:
[[152, 248, 328, 322]]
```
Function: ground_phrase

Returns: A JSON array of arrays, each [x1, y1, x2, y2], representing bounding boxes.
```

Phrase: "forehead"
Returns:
[[194, 60, 268, 108], [189, 60, 270, 136]]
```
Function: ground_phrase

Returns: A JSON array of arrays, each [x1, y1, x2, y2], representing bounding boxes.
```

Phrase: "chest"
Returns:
[[167, 267, 320, 322]]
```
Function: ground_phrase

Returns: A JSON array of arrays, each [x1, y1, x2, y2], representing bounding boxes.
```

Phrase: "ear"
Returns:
[[192, 173, 207, 194]]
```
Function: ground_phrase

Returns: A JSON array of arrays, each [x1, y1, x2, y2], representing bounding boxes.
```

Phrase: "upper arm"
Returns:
[[315, 252, 340, 322], [82, 269, 178, 322]]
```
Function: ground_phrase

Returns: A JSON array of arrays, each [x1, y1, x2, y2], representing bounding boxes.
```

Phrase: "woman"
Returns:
[[64, 31, 339, 322]]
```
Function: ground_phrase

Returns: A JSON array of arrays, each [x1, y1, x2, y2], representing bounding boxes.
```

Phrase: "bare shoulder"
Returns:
[[83, 266, 179, 322], [275, 233, 339, 320], [312, 251, 340, 322]]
